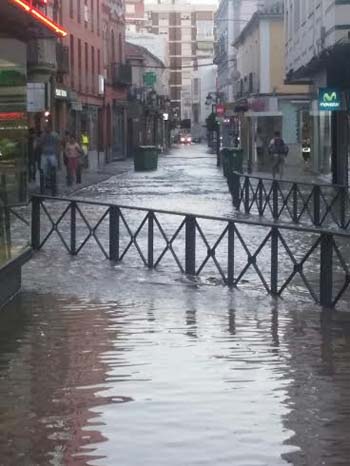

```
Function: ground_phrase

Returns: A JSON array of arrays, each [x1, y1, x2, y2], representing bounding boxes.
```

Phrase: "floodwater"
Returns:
[[1, 145, 350, 466]]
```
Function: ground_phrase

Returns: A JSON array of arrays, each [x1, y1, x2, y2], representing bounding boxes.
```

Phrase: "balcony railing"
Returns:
[[56, 43, 69, 74], [111, 63, 132, 87], [27, 39, 57, 73]]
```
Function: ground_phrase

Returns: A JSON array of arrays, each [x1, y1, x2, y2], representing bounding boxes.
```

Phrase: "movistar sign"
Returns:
[[319, 88, 341, 111]]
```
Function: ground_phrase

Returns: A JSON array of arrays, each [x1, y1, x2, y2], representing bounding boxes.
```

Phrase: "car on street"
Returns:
[[180, 134, 192, 144]]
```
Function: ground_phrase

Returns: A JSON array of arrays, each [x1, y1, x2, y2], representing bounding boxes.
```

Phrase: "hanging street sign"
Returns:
[[143, 72, 157, 87], [319, 88, 341, 111]]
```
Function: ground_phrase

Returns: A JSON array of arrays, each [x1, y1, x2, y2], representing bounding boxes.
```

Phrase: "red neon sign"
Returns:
[[0, 112, 26, 121], [9, 0, 67, 37]]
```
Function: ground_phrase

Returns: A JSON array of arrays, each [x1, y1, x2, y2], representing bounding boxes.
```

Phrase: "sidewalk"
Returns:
[[245, 162, 331, 185], [28, 160, 128, 197]]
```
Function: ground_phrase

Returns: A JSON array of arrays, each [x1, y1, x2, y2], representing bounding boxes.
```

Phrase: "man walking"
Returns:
[[38, 123, 60, 195], [268, 131, 288, 179]]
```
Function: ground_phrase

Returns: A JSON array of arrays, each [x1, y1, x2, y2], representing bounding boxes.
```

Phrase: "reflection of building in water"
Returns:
[[281, 310, 350, 465], [0, 294, 125, 465]]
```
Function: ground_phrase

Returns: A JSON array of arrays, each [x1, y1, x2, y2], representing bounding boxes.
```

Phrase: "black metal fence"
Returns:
[[31, 195, 350, 309], [228, 172, 350, 230]]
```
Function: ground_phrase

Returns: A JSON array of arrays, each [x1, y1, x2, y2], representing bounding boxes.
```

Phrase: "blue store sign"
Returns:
[[318, 88, 341, 111]]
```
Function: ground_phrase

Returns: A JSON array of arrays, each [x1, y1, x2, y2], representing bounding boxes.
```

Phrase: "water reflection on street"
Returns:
[[1, 145, 350, 465], [2, 281, 350, 466]]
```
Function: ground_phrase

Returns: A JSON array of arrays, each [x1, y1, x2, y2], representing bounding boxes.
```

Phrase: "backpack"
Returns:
[[269, 137, 289, 156]]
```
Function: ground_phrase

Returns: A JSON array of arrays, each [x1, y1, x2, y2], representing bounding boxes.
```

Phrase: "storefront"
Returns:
[[0, 0, 66, 306]]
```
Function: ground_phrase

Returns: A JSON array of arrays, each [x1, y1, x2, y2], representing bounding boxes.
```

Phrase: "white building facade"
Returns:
[[144, 1, 216, 132], [285, 0, 350, 183]]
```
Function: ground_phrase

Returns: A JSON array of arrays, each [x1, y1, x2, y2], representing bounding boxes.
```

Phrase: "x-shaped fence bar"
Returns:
[[31, 195, 350, 309], [228, 172, 350, 230]]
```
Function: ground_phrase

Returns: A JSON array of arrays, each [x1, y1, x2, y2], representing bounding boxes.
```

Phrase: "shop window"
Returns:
[[0, 42, 30, 265]]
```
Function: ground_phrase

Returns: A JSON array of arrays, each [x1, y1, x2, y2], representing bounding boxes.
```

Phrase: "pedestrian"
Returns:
[[65, 133, 83, 186], [38, 123, 60, 194], [61, 129, 70, 185], [80, 132, 89, 168], [268, 131, 289, 179], [255, 127, 264, 171], [27, 128, 36, 182]]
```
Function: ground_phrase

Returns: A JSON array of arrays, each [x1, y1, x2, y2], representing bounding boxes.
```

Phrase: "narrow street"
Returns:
[[1, 144, 350, 466]]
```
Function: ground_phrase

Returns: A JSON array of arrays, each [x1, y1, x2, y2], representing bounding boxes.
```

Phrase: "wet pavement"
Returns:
[[1, 144, 350, 466]]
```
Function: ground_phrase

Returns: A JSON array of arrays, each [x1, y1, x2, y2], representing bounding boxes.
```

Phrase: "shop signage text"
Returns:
[[319, 88, 341, 111], [55, 88, 68, 99]]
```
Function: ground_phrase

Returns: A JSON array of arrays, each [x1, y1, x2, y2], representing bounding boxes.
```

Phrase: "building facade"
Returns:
[[144, 1, 216, 130], [126, 41, 171, 154], [56, 0, 130, 166], [285, 0, 350, 184], [0, 0, 66, 305], [214, 0, 264, 103], [234, 3, 310, 171]]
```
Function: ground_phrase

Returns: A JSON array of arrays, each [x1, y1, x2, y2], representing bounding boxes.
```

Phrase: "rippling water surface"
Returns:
[[1, 146, 350, 465]]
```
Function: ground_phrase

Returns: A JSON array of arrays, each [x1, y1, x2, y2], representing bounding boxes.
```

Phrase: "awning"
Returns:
[[244, 111, 283, 117], [0, 0, 67, 40]]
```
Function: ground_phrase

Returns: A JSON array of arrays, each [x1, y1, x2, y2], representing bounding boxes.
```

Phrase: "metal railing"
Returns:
[[31, 195, 350, 309], [228, 172, 350, 231]]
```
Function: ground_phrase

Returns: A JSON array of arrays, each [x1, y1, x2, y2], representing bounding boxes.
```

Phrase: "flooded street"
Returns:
[[1, 145, 350, 465]]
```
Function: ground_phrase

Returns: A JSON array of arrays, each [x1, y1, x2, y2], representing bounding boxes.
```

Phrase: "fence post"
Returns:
[[313, 185, 321, 226], [272, 180, 279, 220], [339, 187, 346, 229], [258, 179, 263, 215], [70, 201, 77, 255], [320, 233, 333, 308], [109, 206, 119, 262], [148, 211, 154, 268], [227, 221, 235, 286], [244, 176, 250, 213], [271, 226, 278, 295], [31, 196, 41, 250], [292, 183, 298, 223], [185, 215, 196, 275], [231, 172, 240, 208]]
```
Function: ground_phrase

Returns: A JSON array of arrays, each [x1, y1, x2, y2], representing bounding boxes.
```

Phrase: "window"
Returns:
[[97, 49, 101, 75], [91, 0, 94, 32], [84, 0, 89, 27], [97, 0, 100, 35], [78, 39, 82, 91], [196, 20, 213, 38], [85, 42, 89, 92], [119, 33, 123, 63], [70, 34, 74, 88], [111, 30, 115, 62], [91, 46, 95, 93], [77, 0, 81, 23], [70, 0, 73, 18]]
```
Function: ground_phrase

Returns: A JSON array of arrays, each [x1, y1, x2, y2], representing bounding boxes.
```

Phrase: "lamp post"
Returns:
[[205, 92, 224, 167]]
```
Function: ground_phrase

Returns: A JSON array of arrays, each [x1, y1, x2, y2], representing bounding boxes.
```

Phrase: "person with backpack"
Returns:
[[268, 131, 289, 179]]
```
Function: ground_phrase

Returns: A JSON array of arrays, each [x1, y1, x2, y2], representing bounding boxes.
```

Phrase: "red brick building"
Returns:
[[54, 0, 130, 166]]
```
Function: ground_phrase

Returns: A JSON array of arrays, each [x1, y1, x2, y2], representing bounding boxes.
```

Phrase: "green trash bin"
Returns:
[[231, 147, 243, 173], [134, 145, 159, 171], [221, 147, 244, 177]]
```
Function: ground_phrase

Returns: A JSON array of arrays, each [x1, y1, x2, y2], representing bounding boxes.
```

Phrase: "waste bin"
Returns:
[[221, 147, 244, 177], [134, 145, 159, 171]]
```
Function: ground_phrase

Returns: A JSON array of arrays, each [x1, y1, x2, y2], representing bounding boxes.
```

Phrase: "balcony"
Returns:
[[27, 38, 57, 75], [56, 43, 69, 74], [111, 63, 132, 87]]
